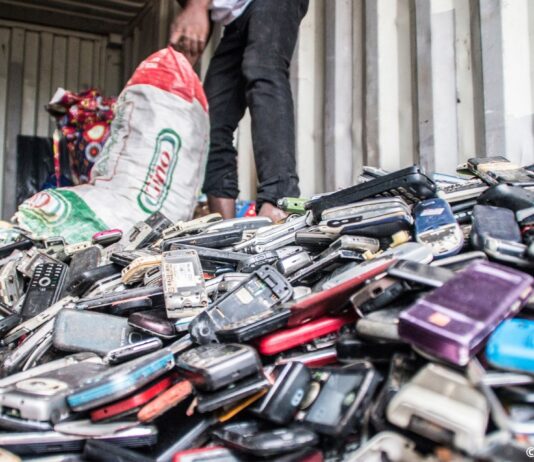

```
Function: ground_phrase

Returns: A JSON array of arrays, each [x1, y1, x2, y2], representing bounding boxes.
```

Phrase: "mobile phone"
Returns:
[[75, 285, 164, 312], [275, 250, 312, 276], [3, 296, 76, 345], [137, 379, 193, 423], [92, 228, 123, 246], [387, 259, 455, 288], [294, 227, 337, 249], [233, 214, 310, 254], [437, 178, 489, 203], [387, 363, 489, 455], [67, 348, 175, 412], [350, 276, 410, 316], [0, 426, 158, 455], [172, 447, 244, 462], [65, 263, 121, 297], [288, 249, 364, 285], [167, 244, 249, 274], [0, 313, 23, 339], [477, 183, 534, 213], [110, 248, 158, 267], [129, 309, 178, 339], [430, 250, 487, 270], [161, 213, 223, 240], [161, 250, 208, 319], [103, 337, 164, 365], [189, 266, 293, 344], [320, 206, 414, 238], [319, 235, 380, 257], [0, 236, 33, 259], [121, 254, 162, 285], [196, 374, 271, 413], [124, 211, 173, 250], [163, 229, 244, 250], [486, 318, 534, 374], [287, 256, 394, 326], [21, 263, 68, 319], [90, 375, 174, 422], [467, 156, 534, 187], [0, 260, 23, 307], [300, 362, 382, 436], [257, 314, 355, 356], [176, 343, 261, 392], [414, 198, 464, 258], [356, 306, 406, 342], [84, 439, 153, 462], [305, 166, 436, 220], [2, 319, 55, 374], [205, 216, 273, 234], [274, 347, 338, 368], [320, 197, 411, 222], [399, 260, 533, 366], [470, 205, 522, 249], [250, 362, 311, 424], [336, 334, 409, 363], [347, 431, 423, 462], [370, 353, 419, 432], [278, 197, 308, 214], [53, 309, 149, 356], [16, 248, 61, 279], [66, 245, 102, 282], [0, 361, 107, 425], [212, 421, 319, 458], [482, 236, 533, 268]]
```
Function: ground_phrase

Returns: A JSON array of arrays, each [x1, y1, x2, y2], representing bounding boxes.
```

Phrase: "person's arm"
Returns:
[[170, 0, 211, 65]]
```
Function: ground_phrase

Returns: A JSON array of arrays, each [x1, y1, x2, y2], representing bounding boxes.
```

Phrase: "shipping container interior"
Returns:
[[1, 0, 534, 219]]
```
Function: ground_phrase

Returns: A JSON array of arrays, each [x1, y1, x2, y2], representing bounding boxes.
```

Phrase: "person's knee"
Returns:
[[241, 53, 289, 86]]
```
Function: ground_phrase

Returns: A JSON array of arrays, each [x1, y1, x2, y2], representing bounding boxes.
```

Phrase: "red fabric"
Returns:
[[126, 47, 208, 112]]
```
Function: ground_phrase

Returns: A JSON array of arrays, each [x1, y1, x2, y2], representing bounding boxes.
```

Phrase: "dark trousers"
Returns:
[[202, 0, 309, 208]]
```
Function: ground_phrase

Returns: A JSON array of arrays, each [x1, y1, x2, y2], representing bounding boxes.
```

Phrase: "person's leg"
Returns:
[[202, 22, 248, 219], [240, 0, 309, 220]]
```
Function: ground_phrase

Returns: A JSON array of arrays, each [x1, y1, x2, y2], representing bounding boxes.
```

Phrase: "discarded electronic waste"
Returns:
[[0, 157, 533, 461]]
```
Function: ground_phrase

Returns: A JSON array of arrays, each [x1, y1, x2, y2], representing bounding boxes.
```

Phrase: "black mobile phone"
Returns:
[[350, 276, 410, 316], [0, 237, 33, 259], [129, 309, 179, 339], [301, 362, 382, 436], [189, 266, 293, 344], [176, 343, 262, 392], [21, 263, 68, 319], [196, 373, 271, 413], [387, 260, 455, 288], [305, 166, 436, 220], [470, 205, 522, 248], [124, 211, 173, 250], [65, 263, 121, 297], [0, 313, 22, 338], [168, 244, 249, 272], [250, 362, 311, 425], [370, 353, 419, 432], [477, 184, 534, 212], [84, 439, 153, 462], [236, 251, 279, 273], [335, 333, 410, 363], [75, 286, 164, 312], [212, 421, 319, 458], [163, 229, 244, 250]]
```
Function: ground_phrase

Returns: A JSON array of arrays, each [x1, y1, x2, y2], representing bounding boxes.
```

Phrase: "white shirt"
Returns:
[[211, 0, 254, 25]]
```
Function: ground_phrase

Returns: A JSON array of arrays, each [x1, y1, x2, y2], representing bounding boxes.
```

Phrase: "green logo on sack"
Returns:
[[137, 129, 181, 214]]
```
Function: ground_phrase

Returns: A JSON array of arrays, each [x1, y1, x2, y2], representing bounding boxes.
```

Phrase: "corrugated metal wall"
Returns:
[[124, 0, 534, 201], [0, 19, 122, 217]]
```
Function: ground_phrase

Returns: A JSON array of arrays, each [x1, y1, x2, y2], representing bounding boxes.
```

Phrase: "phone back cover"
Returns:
[[399, 261, 533, 365], [53, 309, 141, 355]]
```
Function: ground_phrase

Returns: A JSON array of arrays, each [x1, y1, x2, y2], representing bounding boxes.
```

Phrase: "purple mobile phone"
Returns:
[[399, 260, 533, 366]]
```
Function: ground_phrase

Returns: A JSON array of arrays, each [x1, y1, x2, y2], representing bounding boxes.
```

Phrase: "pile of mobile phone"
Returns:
[[0, 158, 533, 461]]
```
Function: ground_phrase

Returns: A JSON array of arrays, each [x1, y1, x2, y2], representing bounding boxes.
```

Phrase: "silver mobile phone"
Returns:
[[0, 260, 23, 307]]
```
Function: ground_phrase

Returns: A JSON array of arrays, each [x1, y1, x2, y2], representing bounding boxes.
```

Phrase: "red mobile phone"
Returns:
[[288, 257, 395, 326], [257, 314, 356, 356], [137, 379, 193, 423], [90, 375, 174, 422], [275, 348, 338, 368]]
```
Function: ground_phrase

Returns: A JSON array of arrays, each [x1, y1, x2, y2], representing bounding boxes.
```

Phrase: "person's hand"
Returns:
[[170, 2, 210, 66]]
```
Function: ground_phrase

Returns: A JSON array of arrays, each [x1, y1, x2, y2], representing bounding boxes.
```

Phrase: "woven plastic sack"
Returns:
[[15, 48, 209, 243]]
